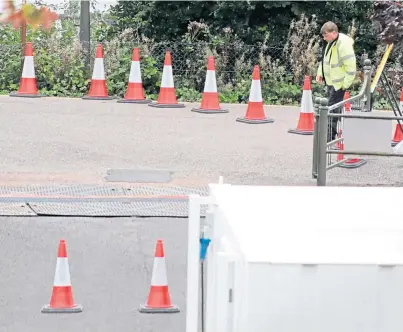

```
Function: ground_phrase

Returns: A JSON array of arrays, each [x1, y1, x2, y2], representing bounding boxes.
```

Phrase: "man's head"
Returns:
[[320, 21, 339, 42]]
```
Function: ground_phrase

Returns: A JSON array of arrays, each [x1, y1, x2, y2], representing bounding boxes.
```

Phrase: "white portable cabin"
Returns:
[[186, 184, 403, 332]]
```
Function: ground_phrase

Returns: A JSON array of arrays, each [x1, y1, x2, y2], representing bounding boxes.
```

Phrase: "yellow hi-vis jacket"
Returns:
[[317, 33, 357, 91]]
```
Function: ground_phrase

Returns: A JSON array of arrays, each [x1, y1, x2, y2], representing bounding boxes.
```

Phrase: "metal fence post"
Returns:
[[312, 97, 321, 179], [317, 98, 329, 186], [362, 59, 372, 112]]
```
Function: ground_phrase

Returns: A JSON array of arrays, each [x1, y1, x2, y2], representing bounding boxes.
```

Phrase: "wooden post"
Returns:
[[21, 0, 27, 62]]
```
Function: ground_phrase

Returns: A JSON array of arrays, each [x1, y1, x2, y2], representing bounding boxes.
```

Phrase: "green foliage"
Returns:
[[0, 0, 402, 110]]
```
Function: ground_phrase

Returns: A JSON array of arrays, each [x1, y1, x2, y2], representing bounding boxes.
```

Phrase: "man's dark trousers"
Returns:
[[327, 85, 346, 142]]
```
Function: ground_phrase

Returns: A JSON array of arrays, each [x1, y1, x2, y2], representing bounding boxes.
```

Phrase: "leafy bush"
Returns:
[[0, 6, 401, 110]]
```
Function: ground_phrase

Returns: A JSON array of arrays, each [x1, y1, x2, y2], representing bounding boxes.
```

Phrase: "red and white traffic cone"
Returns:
[[118, 48, 151, 104], [236, 65, 274, 124], [41, 240, 82, 313], [391, 89, 403, 147], [139, 240, 179, 313], [288, 76, 314, 134], [191, 56, 228, 114], [83, 43, 114, 100], [149, 51, 184, 108], [10, 42, 44, 98]]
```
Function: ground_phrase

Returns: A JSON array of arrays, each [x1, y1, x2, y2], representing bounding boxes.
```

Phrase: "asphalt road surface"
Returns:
[[0, 216, 187, 332], [0, 96, 402, 187], [1, 96, 403, 332]]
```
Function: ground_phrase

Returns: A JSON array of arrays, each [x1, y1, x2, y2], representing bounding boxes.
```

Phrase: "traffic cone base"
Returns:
[[288, 128, 313, 135], [149, 102, 185, 108], [236, 116, 274, 124], [139, 304, 180, 313], [192, 108, 229, 114], [10, 91, 45, 98], [117, 98, 151, 104], [338, 158, 367, 169], [42, 303, 83, 313], [82, 95, 114, 100]]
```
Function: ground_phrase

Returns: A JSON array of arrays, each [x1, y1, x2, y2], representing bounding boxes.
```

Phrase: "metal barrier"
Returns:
[[312, 58, 403, 186]]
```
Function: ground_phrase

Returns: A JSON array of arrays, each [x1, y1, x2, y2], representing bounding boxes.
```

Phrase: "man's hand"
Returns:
[[316, 75, 324, 84]]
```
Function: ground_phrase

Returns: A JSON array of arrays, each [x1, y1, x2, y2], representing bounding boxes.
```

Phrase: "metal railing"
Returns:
[[312, 58, 403, 186]]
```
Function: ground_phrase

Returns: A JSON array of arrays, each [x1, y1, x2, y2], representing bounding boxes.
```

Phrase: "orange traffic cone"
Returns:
[[191, 56, 228, 114], [236, 65, 274, 124], [391, 89, 403, 147], [149, 51, 184, 108], [337, 136, 367, 169], [336, 136, 345, 163], [344, 91, 352, 113], [83, 44, 114, 100], [288, 76, 314, 135], [10, 42, 45, 98], [118, 48, 151, 104], [41, 240, 82, 313], [139, 240, 179, 313]]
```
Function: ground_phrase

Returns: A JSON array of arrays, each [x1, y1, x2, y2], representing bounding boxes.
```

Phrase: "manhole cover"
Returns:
[[105, 169, 172, 183]]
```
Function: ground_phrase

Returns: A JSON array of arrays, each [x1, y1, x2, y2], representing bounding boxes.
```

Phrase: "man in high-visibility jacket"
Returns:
[[316, 21, 357, 142]]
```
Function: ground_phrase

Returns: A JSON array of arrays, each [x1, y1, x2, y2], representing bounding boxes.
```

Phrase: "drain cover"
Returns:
[[105, 169, 172, 183]]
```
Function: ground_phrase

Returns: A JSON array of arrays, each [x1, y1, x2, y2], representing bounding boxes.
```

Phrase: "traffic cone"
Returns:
[[344, 91, 352, 113], [391, 89, 403, 147], [236, 65, 274, 124], [336, 137, 345, 162], [337, 136, 367, 169], [10, 42, 45, 98], [191, 56, 228, 114], [41, 240, 83, 313], [139, 240, 179, 313], [82, 43, 114, 100], [117, 48, 151, 104], [335, 128, 342, 150], [288, 76, 314, 134], [149, 51, 185, 108]]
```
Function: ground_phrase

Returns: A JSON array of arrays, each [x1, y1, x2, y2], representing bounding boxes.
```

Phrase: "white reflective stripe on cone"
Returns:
[[92, 58, 105, 80], [249, 80, 263, 102], [22, 56, 36, 78], [150, 257, 168, 286], [129, 61, 142, 83], [161, 65, 174, 88], [53, 258, 72, 286], [204, 70, 217, 93], [300, 90, 314, 113]]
